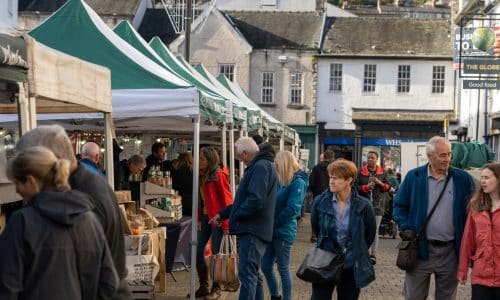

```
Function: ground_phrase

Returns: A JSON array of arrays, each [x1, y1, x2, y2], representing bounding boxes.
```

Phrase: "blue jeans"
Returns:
[[237, 234, 266, 300], [262, 239, 293, 300], [311, 268, 360, 300], [196, 214, 223, 268]]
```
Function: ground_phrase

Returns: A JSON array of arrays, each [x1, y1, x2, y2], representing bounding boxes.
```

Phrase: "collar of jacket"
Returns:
[[246, 148, 275, 169], [321, 188, 365, 213], [360, 164, 383, 176]]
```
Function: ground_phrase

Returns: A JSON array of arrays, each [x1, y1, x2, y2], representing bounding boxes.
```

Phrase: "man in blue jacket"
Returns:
[[210, 137, 278, 300], [393, 136, 474, 300]]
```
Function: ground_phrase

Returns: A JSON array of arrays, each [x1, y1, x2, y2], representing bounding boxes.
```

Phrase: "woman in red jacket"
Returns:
[[458, 163, 500, 299], [193, 147, 233, 298]]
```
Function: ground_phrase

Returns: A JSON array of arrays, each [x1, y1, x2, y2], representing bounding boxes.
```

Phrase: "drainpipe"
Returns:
[[484, 89, 490, 145]]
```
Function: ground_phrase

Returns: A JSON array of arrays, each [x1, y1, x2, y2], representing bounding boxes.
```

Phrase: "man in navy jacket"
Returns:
[[210, 137, 278, 300], [393, 136, 474, 300]]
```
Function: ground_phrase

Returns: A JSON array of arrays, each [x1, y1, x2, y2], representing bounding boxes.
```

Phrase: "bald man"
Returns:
[[80, 142, 103, 175]]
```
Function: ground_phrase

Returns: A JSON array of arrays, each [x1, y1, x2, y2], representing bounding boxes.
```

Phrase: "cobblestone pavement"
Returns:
[[155, 214, 471, 300]]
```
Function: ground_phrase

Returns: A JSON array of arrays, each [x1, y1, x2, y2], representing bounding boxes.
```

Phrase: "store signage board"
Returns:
[[463, 59, 500, 75], [463, 79, 500, 90]]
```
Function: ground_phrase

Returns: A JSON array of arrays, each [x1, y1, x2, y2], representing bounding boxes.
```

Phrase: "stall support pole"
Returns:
[[239, 128, 244, 180], [280, 124, 285, 152], [222, 123, 227, 168], [104, 113, 114, 188], [17, 82, 33, 134], [229, 124, 235, 194], [190, 114, 201, 300]]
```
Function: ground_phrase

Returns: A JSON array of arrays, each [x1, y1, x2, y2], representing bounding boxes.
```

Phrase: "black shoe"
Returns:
[[370, 255, 377, 265]]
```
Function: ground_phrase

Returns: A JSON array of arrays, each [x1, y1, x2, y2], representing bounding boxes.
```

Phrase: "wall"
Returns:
[[316, 58, 455, 130], [173, 11, 252, 92], [215, 0, 317, 12], [0, 0, 18, 27], [249, 49, 316, 126]]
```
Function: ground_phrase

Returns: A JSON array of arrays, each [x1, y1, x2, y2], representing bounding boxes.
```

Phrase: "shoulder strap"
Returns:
[[417, 170, 452, 239]]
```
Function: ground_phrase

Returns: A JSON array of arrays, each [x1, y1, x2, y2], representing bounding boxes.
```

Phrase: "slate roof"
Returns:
[[321, 17, 453, 58], [223, 11, 324, 50], [19, 0, 142, 15], [346, 4, 451, 17], [138, 9, 179, 46]]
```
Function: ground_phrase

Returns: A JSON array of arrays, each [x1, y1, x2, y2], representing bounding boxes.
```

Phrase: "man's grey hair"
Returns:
[[16, 125, 77, 164], [235, 137, 259, 155], [81, 142, 100, 159], [128, 154, 145, 166], [426, 136, 451, 155]]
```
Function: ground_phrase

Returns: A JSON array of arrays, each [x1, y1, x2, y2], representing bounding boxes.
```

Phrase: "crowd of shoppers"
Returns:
[[1, 127, 498, 300]]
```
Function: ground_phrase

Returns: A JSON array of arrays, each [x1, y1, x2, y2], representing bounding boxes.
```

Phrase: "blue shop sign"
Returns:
[[323, 138, 427, 146]]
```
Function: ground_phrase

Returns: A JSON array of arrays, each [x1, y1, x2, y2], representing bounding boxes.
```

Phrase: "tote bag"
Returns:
[[208, 235, 239, 284]]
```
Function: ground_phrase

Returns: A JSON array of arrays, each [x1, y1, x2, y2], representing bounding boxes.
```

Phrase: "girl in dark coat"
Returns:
[[0, 146, 118, 300]]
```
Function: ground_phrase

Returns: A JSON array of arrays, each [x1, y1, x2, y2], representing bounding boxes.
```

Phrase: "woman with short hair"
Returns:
[[310, 159, 376, 300], [0, 146, 118, 299]]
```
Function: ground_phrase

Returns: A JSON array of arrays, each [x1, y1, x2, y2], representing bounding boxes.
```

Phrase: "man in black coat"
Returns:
[[15, 125, 131, 300]]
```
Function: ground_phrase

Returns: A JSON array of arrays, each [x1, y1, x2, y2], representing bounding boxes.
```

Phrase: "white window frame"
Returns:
[[432, 65, 446, 94], [397, 65, 411, 93], [289, 72, 303, 105], [363, 64, 377, 93], [261, 72, 274, 104], [329, 63, 343, 93], [218, 64, 235, 82]]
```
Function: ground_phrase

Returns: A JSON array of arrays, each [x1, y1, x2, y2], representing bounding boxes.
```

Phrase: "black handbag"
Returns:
[[396, 171, 452, 271], [296, 243, 345, 284]]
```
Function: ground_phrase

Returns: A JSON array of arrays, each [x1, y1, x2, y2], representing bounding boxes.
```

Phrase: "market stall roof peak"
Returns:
[[28, 0, 192, 90]]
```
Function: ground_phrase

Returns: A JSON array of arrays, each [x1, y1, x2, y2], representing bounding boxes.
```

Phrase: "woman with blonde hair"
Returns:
[[458, 163, 500, 299], [0, 146, 118, 299], [262, 150, 308, 300]]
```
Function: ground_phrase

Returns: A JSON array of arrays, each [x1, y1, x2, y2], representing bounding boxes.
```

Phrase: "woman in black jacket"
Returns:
[[0, 146, 119, 300]]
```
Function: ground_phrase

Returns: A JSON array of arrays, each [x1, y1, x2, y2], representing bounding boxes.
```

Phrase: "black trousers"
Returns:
[[472, 285, 500, 300], [311, 268, 360, 300]]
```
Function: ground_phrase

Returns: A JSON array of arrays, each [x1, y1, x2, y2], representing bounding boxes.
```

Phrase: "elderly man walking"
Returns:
[[15, 125, 131, 299], [393, 136, 474, 300], [210, 137, 278, 300], [80, 142, 103, 175]]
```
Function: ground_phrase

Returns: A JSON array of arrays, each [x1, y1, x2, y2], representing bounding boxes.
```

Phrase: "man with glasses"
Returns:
[[393, 136, 474, 300], [355, 150, 390, 265], [210, 137, 278, 300]]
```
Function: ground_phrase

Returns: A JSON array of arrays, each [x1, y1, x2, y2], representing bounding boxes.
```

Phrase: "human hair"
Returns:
[[327, 158, 358, 186], [15, 125, 77, 164], [200, 147, 220, 176], [323, 150, 334, 162], [426, 136, 450, 155], [128, 154, 145, 167], [275, 151, 300, 186], [7, 146, 71, 191], [235, 137, 259, 156], [469, 163, 500, 212], [367, 151, 379, 158], [151, 142, 165, 154], [387, 168, 394, 175], [176, 152, 193, 170], [81, 142, 100, 160]]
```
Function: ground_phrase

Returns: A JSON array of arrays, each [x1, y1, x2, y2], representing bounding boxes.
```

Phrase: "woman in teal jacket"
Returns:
[[262, 151, 308, 300], [310, 159, 376, 300]]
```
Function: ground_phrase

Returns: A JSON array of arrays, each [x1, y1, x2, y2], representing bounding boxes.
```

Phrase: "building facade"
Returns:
[[0, 0, 18, 27]]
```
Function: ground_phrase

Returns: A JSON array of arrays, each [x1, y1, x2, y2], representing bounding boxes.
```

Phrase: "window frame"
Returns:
[[397, 65, 411, 94], [261, 71, 275, 104], [363, 64, 377, 93], [289, 72, 303, 105], [218, 63, 236, 82], [432, 65, 446, 94], [329, 63, 343, 93]]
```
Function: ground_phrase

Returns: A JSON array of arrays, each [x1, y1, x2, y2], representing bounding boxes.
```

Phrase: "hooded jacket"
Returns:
[[200, 165, 233, 231], [219, 145, 278, 242], [273, 170, 308, 243], [309, 160, 330, 197], [0, 190, 119, 300], [69, 164, 131, 299]]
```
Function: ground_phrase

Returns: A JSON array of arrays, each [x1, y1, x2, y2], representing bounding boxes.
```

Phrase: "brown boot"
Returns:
[[186, 265, 210, 298], [205, 282, 221, 299]]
